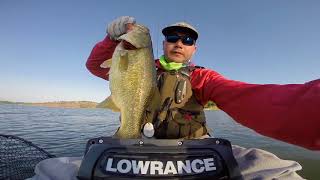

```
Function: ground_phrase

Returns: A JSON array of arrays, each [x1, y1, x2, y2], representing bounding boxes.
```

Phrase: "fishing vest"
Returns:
[[153, 66, 209, 139]]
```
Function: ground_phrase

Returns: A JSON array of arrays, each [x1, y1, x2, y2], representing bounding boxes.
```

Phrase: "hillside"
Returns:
[[26, 101, 98, 108], [0, 101, 98, 109]]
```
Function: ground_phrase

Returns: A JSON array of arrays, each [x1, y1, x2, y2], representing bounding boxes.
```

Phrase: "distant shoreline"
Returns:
[[0, 100, 98, 109], [0, 100, 218, 110]]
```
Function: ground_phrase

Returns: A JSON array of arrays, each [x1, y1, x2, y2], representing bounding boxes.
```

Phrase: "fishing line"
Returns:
[[156, 22, 159, 58]]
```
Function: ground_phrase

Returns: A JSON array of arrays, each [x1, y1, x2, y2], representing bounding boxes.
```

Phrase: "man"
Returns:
[[29, 16, 311, 180], [86, 16, 320, 150]]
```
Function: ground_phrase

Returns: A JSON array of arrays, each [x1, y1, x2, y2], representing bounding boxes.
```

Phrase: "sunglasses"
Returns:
[[165, 35, 195, 46]]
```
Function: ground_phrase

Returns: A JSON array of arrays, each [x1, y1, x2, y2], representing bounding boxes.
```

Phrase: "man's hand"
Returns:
[[107, 16, 136, 40]]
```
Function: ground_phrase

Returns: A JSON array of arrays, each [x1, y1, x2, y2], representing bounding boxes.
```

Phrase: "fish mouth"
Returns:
[[122, 40, 137, 50]]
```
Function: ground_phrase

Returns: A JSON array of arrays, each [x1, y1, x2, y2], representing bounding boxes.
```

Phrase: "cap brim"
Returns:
[[162, 26, 198, 40]]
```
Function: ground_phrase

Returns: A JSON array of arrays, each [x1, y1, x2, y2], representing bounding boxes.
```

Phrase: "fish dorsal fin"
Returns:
[[96, 95, 120, 112], [119, 51, 129, 71], [100, 59, 112, 68]]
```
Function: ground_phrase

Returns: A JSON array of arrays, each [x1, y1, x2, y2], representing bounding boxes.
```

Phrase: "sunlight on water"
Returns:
[[0, 104, 319, 179]]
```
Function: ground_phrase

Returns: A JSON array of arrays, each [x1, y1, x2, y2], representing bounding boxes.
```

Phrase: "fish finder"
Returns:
[[78, 137, 242, 180]]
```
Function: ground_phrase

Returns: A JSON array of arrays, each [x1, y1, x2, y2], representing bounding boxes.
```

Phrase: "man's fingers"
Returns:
[[126, 23, 134, 33], [107, 16, 136, 40]]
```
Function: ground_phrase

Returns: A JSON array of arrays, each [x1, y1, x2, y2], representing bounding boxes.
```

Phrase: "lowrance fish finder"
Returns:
[[78, 137, 242, 180]]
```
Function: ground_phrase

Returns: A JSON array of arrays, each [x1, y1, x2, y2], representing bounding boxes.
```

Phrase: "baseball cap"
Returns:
[[162, 22, 199, 40]]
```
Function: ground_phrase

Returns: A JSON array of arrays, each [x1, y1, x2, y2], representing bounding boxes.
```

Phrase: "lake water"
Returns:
[[0, 104, 319, 179]]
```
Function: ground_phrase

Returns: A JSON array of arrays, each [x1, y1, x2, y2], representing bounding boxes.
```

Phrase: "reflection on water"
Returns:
[[0, 104, 319, 179]]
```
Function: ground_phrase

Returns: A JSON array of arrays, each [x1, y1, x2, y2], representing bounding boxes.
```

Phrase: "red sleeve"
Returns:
[[191, 68, 320, 150], [86, 35, 119, 80]]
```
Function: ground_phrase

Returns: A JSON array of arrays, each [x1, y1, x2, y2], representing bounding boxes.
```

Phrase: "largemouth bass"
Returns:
[[98, 24, 160, 138]]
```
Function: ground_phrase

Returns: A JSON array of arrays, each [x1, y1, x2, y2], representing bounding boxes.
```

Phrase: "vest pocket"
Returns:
[[165, 110, 207, 139]]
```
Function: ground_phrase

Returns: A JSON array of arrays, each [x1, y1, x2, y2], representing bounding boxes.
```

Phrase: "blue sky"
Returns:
[[0, 0, 319, 102]]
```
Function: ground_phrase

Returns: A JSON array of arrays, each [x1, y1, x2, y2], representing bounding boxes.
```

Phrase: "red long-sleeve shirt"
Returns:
[[86, 35, 320, 150]]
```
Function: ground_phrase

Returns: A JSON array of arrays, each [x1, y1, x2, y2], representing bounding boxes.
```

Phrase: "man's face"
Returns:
[[163, 32, 197, 63]]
